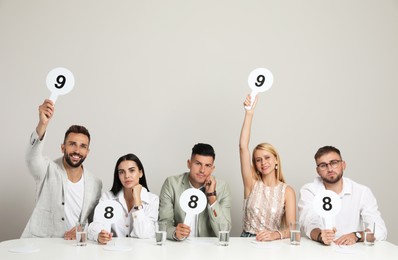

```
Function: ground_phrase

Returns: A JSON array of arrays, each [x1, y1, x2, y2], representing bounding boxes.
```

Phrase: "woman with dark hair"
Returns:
[[88, 153, 159, 244]]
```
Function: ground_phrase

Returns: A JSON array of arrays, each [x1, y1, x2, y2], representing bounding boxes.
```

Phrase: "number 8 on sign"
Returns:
[[188, 195, 199, 209], [322, 197, 332, 211], [179, 188, 207, 225], [313, 190, 341, 229], [94, 200, 123, 228], [104, 206, 114, 219]]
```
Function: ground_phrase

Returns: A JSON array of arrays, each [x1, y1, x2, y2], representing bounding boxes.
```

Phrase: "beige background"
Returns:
[[0, 0, 397, 244]]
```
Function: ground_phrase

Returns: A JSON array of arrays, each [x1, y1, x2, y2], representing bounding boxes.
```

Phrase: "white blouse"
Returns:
[[88, 188, 159, 241]]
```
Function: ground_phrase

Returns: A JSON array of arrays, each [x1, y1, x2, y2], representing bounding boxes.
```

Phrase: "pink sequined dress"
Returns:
[[243, 180, 287, 234]]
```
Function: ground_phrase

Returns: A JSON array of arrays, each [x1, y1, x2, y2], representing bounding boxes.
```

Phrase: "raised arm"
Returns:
[[239, 95, 258, 198], [36, 99, 55, 139], [26, 99, 55, 181]]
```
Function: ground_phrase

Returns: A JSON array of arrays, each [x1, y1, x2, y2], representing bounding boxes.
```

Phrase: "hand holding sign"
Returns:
[[46, 67, 75, 103], [94, 200, 123, 232], [312, 190, 341, 230], [179, 188, 207, 226], [245, 68, 274, 110]]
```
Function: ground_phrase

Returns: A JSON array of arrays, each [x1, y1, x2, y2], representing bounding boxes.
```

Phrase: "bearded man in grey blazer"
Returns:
[[21, 99, 102, 239], [159, 143, 231, 241]]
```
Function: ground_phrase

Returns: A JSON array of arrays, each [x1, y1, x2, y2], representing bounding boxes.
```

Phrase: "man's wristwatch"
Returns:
[[206, 191, 217, 197], [354, 232, 362, 242], [316, 232, 324, 244]]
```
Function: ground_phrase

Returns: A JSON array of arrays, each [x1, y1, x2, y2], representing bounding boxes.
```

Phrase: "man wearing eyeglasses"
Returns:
[[298, 146, 387, 245]]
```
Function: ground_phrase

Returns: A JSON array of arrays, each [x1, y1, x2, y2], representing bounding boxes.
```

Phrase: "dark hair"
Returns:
[[191, 143, 215, 160], [64, 125, 91, 144], [110, 153, 149, 195], [314, 146, 342, 160]]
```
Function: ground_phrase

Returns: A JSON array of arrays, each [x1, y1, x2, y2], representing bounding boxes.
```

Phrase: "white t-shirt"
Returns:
[[187, 183, 216, 238], [64, 174, 85, 230]]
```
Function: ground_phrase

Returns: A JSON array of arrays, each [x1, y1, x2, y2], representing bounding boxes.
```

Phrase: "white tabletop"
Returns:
[[1, 237, 397, 260]]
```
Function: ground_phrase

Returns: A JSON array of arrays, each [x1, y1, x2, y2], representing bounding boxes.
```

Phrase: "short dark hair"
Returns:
[[110, 153, 149, 195], [64, 125, 90, 144], [314, 146, 342, 160], [191, 143, 215, 160]]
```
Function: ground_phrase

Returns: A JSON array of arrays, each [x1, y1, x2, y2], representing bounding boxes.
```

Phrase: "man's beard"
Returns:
[[322, 171, 343, 184], [64, 152, 86, 168]]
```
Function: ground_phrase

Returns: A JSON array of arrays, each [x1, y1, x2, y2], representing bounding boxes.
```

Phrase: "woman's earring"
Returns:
[[275, 164, 278, 170]]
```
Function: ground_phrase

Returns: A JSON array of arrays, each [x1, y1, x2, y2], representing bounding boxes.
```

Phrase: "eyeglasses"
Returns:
[[317, 160, 342, 171]]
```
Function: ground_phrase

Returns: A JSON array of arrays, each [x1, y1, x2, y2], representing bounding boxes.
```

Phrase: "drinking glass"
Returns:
[[76, 222, 88, 246], [289, 222, 301, 245], [218, 222, 230, 246], [364, 222, 376, 246], [155, 221, 167, 246]]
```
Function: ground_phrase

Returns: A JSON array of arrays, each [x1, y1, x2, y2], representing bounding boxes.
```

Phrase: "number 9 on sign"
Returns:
[[245, 67, 274, 110], [46, 67, 75, 103], [247, 68, 273, 93]]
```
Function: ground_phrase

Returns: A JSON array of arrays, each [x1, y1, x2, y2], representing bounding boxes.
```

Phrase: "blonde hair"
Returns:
[[252, 143, 286, 183]]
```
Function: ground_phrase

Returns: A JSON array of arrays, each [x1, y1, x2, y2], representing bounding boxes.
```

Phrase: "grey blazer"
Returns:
[[159, 172, 232, 240], [21, 131, 102, 238]]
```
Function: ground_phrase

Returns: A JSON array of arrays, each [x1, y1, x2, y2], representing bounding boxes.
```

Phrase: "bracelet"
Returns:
[[133, 204, 143, 210], [276, 230, 283, 240]]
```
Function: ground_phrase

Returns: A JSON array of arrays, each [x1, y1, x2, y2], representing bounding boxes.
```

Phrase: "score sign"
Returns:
[[245, 67, 274, 110], [46, 67, 75, 103], [94, 200, 123, 231], [312, 190, 341, 229], [179, 188, 207, 226]]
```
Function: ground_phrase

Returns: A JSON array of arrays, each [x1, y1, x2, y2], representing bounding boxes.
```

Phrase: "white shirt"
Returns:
[[298, 177, 387, 240], [64, 174, 85, 230], [88, 188, 159, 241]]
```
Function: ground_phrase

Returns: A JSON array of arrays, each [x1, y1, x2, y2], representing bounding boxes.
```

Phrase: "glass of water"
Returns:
[[76, 222, 88, 246], [156, 221, 167, 245], [364, 221, 376, 246], [218, 222, 230, 246], [289, 222, 301, 245]]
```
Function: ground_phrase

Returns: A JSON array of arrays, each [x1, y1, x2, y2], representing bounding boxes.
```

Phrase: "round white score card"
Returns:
[[312, 190, 341, 229], [46, 67, 75, 103], [179, 188, 207, 226], [94, 200, 123, 231], [245, 67, 274, 110]]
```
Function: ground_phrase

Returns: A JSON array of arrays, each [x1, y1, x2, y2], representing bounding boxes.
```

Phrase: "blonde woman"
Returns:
[[239, 95, 296, 241]]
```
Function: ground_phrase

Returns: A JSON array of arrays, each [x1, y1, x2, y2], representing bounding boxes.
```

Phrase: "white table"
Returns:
[[1, 237, 397, 260]]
